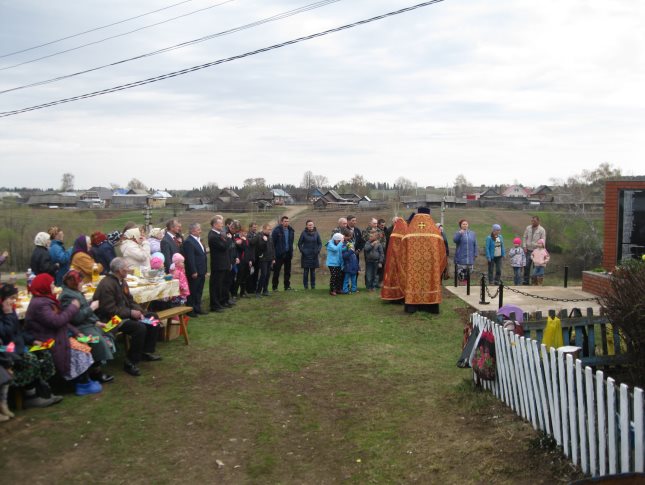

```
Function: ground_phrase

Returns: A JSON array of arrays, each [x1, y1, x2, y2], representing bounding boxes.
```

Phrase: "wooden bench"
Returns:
[[516, 308, 627, 368], [156, 306, 192, 345]]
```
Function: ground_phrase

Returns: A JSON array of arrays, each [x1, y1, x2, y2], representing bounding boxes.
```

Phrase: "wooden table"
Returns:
[[16, 279, 180, 318]]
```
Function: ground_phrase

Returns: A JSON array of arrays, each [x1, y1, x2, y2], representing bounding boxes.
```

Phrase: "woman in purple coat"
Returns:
[[24, 273, 101, 396]]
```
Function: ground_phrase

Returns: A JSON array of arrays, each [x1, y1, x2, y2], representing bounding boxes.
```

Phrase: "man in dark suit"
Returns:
[[347, 215, 365, 253], [208, 215, 230, 312], [271, 215, 295, 291], [161, 218, 182, 273], [182, 222, 208, 317]]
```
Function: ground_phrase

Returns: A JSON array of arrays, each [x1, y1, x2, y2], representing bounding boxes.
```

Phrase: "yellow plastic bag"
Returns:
[[604, 323, 627, 355], [542, 316, 564, 350]]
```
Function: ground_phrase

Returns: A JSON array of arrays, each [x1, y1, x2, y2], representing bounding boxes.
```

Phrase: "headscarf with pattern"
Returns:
[[30, 273, 59, 306], [62, 269, 83, 290], [90, 231, 107, 247]]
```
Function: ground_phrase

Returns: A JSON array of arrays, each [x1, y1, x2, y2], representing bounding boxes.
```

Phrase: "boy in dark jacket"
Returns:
[[341, 229, 360, 294], [363, 230, 384, 291]]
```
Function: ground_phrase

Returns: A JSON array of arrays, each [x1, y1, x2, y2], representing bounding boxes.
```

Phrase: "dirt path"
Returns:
[[264, 205, 309, 225]]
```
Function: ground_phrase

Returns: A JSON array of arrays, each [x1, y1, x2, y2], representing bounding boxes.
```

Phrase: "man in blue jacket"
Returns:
[[271, 216, 295, 291]]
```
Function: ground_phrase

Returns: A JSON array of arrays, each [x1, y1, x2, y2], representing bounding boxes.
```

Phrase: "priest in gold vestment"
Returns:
[[380, 217, 408, 301], [400, 209, 447, 313]]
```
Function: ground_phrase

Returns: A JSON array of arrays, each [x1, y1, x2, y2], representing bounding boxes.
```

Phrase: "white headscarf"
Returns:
[[34, 232, 51, 247], [124, 228, 141, 240], [149, 227, 164, 239], [332, 233, 344, 242]]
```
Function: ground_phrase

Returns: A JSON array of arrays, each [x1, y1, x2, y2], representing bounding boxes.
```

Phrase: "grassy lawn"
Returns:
[[2, 277, 582, 484]]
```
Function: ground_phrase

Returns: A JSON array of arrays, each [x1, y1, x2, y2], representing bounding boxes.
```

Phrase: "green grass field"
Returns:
[[2, 278, 582, 484], [0, 203, 596, 482]]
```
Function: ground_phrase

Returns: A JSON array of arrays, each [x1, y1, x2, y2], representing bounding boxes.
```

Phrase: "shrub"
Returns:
[[600, 259, 645, 387]]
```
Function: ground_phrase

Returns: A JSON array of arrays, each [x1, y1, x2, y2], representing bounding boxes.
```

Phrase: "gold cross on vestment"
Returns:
[[417, 222, 426, 229]]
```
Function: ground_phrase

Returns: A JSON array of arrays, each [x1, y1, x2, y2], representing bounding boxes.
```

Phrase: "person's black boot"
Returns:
[[123, 361, 141, 377]]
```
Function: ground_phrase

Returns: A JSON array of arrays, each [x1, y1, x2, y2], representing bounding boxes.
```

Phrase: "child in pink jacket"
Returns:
[[171, 253, 190, 305], [530, 239, 550, 285]]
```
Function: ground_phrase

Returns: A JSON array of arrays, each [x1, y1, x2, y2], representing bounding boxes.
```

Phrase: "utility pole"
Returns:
[[143, 204, 152, 233], [441, 197, 446, 227]]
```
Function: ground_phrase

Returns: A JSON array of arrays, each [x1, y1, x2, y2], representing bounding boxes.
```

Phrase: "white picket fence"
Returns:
[[471, 313, 645, 477]]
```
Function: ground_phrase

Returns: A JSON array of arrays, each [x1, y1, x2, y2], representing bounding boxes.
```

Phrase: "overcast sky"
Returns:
[[1, 0, 643, 191]]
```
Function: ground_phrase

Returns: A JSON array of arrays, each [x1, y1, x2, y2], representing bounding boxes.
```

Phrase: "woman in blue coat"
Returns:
[[453, 219, 478, 284], [48, 226, 73, 285], [297, 220, 322, 290]]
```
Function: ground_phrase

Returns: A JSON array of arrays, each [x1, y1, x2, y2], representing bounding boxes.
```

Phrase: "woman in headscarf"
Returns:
[[48, 226, 73, 285], [120, 227, 151, 271], [70, 235, 103, 284], [0, 283, 62, 409], [59, 270, 115, 383], [30, 232, 58, 277], [24, 274, 101, 396], [147, 227, 164, 255], [90, 231, 116, 275]]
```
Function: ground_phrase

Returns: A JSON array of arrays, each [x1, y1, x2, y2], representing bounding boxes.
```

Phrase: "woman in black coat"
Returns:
[[297, 220, 322, 290], [30, 232, 57, 277]]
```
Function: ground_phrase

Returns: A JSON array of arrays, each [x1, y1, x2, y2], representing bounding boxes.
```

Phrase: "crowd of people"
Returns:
[[453, 215, 548, 286], [0, 211, 547, 421]]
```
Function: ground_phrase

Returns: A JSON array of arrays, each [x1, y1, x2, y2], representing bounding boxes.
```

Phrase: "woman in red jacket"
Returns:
[[24, 274, 102, 396]]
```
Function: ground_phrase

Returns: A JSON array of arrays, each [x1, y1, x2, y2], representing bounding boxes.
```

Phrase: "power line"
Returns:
[[0, 0, 340, 95], [0, 0, 236, 71], [0, 0, 198, 59], [0, 0, 445, 118]]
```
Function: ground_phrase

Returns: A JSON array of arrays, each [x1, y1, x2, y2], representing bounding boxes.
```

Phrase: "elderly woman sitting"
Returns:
[[59, 270, 115, 383], [71, 235, 104, 283], [24, 274, 101, 396], [30, 232, 58, 277], [90, 231, 116, 275], [0, 283, 62, 409], [121, 227, 151, 272]]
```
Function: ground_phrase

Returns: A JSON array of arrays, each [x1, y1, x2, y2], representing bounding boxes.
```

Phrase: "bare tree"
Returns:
[[127, 178, 147, 191], [350, 174, 368, 194], [312, 174, 329, 189], [243, 178, 267, 190], [300, 171, 315, 200], [60, 173, 75, 191], [200, 182, 220, 202], [453, 174, 471, 197], [394, 176, 417, 196]]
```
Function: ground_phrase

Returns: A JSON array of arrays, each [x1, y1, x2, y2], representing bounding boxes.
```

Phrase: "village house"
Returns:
[[400, 194, 466, 209], [26, 192, 79, 208], [312, 190, 357, 210]]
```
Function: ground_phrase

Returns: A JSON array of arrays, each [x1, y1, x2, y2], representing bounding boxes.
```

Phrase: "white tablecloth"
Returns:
[[129, 279, 180, 305], [16, 280, 180, 318]]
